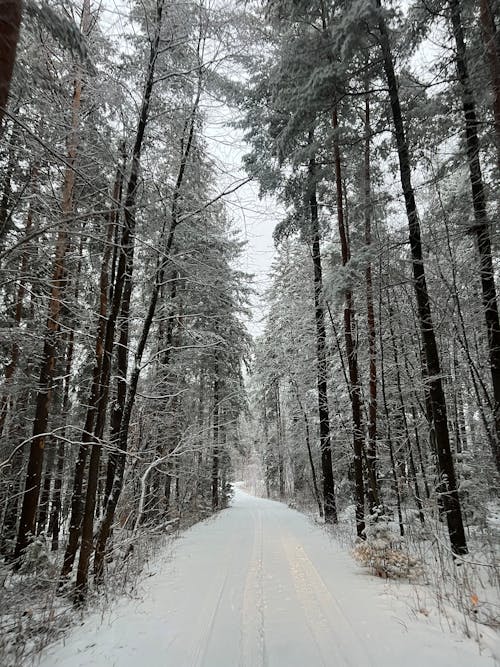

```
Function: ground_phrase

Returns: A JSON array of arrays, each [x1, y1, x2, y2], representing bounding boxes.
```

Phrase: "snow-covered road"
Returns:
[[37, 489, 497, 666]]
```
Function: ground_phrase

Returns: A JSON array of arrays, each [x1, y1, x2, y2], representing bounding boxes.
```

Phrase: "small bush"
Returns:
[[17, 534, 56, 578], [353, 521, 422, 579]]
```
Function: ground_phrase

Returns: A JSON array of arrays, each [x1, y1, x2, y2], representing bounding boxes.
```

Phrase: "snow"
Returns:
[[35, 489, 499, 666]]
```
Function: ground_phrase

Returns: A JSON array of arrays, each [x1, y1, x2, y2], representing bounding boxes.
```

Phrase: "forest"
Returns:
[[0, 0, 499, 662]]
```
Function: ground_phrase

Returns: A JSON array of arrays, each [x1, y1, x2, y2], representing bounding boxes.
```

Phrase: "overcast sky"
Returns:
[[204, 105, 279, 337]]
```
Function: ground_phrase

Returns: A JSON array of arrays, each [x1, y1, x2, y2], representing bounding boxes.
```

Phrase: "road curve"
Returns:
[[37, 488, 496, 667]]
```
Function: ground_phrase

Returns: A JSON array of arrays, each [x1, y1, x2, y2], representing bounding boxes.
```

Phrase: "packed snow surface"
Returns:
[[37, 489, 498, 666]]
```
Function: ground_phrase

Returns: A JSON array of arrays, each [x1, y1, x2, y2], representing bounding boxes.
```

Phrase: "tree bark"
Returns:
[[479, 0, 500, 171], [450, 0, 500, 474], [211, 365, 220, 512], [388, 306, 425, 524], [0, 0, 22, 127], [363, 87, 378, 510], [14, 0, 90, 559], [61, 148, 124, 580], [92, 57, 201, 582], [74, 152, 132, 596], [378, 278, 405, 536], [332, 106, 365, 537], [309, 150, 337, 524], [275, 380, 285, 500], [291, 380, 323, 517], [103, 260, 130, 510], [0, 162, 37, 439], [377, 2, 467, 555], [194, 370, 205, 507], [36, 437, 55, 536], [0, 128, 16, 250]]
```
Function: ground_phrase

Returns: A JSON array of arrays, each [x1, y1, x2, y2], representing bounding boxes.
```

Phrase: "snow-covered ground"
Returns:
[[35, 489, 499, 666]]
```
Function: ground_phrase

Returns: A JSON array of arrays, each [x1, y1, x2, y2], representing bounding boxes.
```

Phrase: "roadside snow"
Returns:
[[35, 489, 499, 666]]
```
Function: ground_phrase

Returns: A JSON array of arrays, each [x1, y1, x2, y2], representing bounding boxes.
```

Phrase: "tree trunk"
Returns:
[[479, 0, 500, 171], [0, 421, 25, 555], [14, 0, 90, 559], [332, 106, 365, 538], [103, 263, 131, 509], [49, 440, 65, 551], [377, 3, 468, 555], [450, 0, 500, 474], [74, 154, 134, 596], [292, 381, 323, 517], [61, 149, 124, 580], [211, 367, 220, 512], [388, 306, 425, 524], [194, 370, 205, 507], [0, 128, 16, 251], [48, 229, 85, 549], [36, 439, 55, 536], [263, 399, 271, 499], [309, 149, 337, 524], [102, 147, 127, 511], [0, 0, 22, 127], [93, 58, 201, 582], [0, 162, 37, 438], [363, 87, 378, 510], [378, 279, 405, 536], [410, 405, 431, 499], [275, 380, 285, 500]]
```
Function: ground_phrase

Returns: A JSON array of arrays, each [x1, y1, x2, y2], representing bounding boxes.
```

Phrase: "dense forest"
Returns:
[[0, 0, 252, 603], [246, 0, 499, 554], [0, 0, 498, 652]]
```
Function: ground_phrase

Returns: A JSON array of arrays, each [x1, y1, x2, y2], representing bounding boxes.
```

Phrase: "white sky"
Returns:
[[203, 104, 279, 337]]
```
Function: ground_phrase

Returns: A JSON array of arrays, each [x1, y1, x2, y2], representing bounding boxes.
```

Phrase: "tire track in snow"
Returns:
[[281, 528, 374, 667], [193, 564, 231, 667], [279, 532, 331, 666], [189, 522, 238, 667], [239, 507, 267, 667]]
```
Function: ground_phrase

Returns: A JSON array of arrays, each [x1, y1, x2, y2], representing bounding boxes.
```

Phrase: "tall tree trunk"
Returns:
[[74, 160, 134, 596], [449, 0, 500, 474], [388, 306, 425, 524], [36, 438, 55, 536], [377, 3, 468, 555], [0, 162, 37, 438], [102, 147, 127, 511], [61, 149, 124, 580], [211, 365, 220, 512], [308, 149, 337, 524], [48, 232, 83, 549], [103, 263, 131, 510], [378, 278, 405, 536], [410, 405, 431, 499], [275, 380, 285, 500], [14, 0, 90, 561], [194, 370, 205, 507], [140, 273, 180, 521], [291, 381, 323, 517], [263, 399, 271, 499], [49, 428, 68, 551], [0, 387, 29, 555], [363, 87, 378, 511], [332, 107, 365, 538], [0, 128, 16, 249], [0, 0, 22, 127], [479, 0, 500, 171], [93, 62, 201, 582]]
